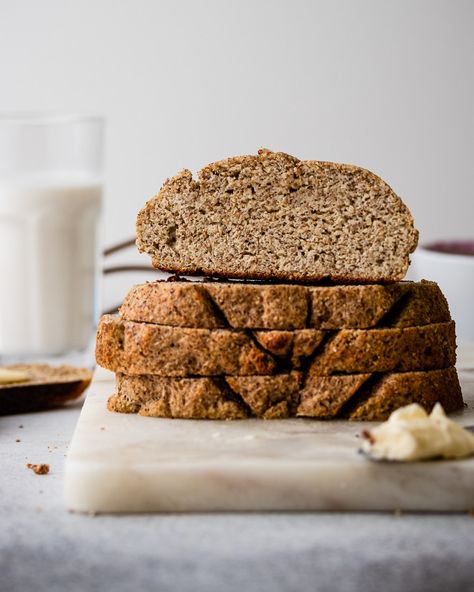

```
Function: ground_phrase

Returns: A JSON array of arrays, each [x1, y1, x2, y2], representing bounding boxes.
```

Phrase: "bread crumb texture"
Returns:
[[136, 149, 418, 282], [108, 367, 463, 421], [119, 279, 449, 330], [96, 315, 456, 377]]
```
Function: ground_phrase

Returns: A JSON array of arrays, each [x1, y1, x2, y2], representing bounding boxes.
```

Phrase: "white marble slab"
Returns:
[[64, 373, 474, 513]]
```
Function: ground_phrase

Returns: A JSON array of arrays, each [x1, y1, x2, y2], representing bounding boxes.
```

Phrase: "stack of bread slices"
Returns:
[[96, 150, 463, 420]]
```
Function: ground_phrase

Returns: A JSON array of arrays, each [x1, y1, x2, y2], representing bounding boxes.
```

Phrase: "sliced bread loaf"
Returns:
[[96, 315, 455, 376], [119, 279, 450, 330], [109, 367, 462, 421], [136, 149, 418, 282]]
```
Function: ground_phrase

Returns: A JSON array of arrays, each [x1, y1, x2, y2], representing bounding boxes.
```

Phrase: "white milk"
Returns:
[[0, 176, 102, 356]]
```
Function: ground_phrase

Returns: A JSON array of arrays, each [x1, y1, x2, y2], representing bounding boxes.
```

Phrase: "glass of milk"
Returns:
[[0, 114, 104, 363]]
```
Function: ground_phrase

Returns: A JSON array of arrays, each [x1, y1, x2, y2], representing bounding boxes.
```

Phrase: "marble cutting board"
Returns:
[[64, 371, 474, 513]]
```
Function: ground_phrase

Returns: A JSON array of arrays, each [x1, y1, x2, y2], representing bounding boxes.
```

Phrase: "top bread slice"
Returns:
[[136, 149, 418, 282]]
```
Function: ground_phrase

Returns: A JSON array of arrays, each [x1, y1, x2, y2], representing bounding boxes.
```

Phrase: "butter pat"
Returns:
[[362, 403, 474, 461], [0, 368, 31, 384]]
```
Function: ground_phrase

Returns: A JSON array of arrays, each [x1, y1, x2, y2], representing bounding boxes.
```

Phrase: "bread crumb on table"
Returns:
[[26, 463, 49, 475]]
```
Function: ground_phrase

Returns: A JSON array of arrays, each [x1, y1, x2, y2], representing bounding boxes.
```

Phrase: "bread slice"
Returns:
[[95, 314, 277, 377], [109, 375, 248, 420], [0, 364, 92, 415], [96, 315, 455, 376], [109, 367, 462, 421], [345, 368, 463, 421], [297, 367, 463, 419], [119, 279, 450, 330], [136, 149, 418, 282], [309, 321, 456, 375]]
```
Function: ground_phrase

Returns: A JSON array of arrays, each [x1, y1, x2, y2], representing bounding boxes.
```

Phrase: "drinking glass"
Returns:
[[0, 114, 105, 364]]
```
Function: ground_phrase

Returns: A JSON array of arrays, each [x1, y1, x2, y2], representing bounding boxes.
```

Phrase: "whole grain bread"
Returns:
[[0, 364, 92, 415], [119, 279, 450, 330], [96, 315, 456, 376], [309, 321, 456, 375], [346, 368, 463, 421], [301, 366, 463, 419], [95, 314, 277, 376], [109, 367, 462, 421], [136, 149, 418, 282], [109, 375, 247, 419]]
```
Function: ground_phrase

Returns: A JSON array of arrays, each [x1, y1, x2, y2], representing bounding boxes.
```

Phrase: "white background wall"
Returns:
[[1, 0, 473, 308]]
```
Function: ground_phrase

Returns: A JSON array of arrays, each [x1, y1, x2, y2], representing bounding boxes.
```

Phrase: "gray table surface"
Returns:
[[2, 390, 474, 592]]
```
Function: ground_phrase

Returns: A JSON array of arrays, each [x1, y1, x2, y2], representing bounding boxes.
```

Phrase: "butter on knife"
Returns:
[[361, 403, 474, 461], [0, 368, 31, 384]]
